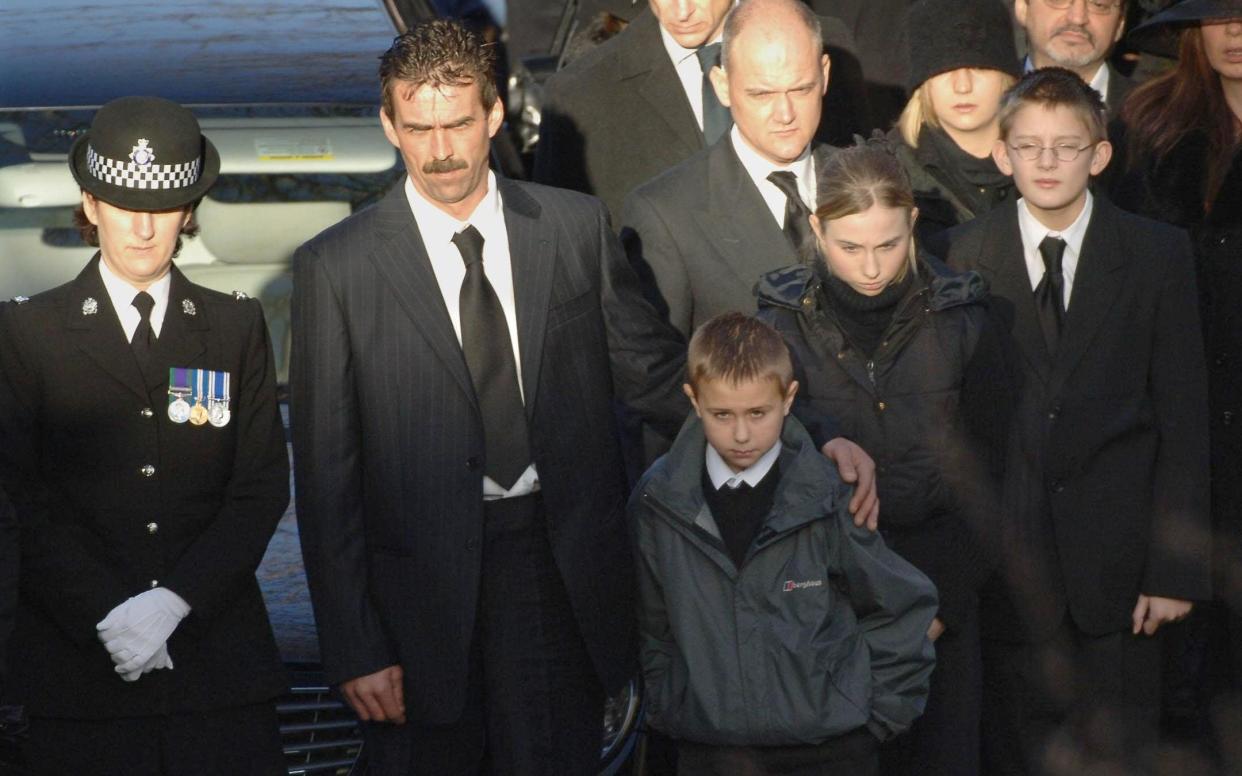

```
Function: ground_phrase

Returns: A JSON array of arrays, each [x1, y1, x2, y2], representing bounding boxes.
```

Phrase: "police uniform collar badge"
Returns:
[[82, 297, 98, 315], [168, 367, 231, 428], [181, 299, 196, 316]]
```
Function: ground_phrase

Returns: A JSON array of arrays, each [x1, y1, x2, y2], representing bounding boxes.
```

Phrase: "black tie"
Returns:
[[131, 291, 156, 368], [767, 171, 816, 262], [695, 42, 731, 146], [453, 225, 531, 489], [1035, 236, 1067, 356]]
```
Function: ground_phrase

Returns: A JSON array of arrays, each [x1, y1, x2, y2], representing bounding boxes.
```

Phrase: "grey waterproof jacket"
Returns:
[[631, 415, 937, 746]]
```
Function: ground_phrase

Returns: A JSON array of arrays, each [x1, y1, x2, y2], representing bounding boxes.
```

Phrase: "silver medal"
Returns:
[[207, 370, 231, 427], [168, 395, 191, 423]]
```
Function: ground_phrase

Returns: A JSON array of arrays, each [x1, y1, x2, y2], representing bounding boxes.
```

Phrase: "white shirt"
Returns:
[[98, 258, 171, 341], [706, 440, 782, 490], [730, 125, 817, 228], [1023, 57, 1110, 104], [402, 172, 538, 498], [1016, 191, 1094, 310], [659, 24, 724, 132]]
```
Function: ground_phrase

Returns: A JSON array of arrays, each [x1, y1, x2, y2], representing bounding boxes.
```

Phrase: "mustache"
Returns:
[[422, 158, 468, 174], [1052, 23, 1095, 44]]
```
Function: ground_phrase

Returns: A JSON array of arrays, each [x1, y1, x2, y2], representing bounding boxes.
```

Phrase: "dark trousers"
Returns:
[[363, 494, 605, 776], [881, 600, 981, 776], [981, 617, 1162, 776], [676, 727, 879, 776], [21, 701, 284, 776]]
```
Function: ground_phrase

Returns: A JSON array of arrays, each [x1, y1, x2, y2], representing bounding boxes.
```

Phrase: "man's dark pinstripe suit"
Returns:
[[289, 177, 687, 734]]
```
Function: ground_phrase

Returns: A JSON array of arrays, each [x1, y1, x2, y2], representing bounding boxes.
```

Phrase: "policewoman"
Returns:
[[0, 97, 289, 773]]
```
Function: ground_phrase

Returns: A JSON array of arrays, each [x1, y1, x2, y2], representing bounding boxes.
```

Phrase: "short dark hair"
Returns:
[[997, 67, 1108, 143], [687, 312, 794, 394], [73, 195, 200, 259], [379, 19, 498, 118]]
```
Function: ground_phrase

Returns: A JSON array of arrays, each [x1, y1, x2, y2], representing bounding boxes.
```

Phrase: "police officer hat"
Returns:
[[69, 96, 220, 211], [1129, 0, 1242, 57]]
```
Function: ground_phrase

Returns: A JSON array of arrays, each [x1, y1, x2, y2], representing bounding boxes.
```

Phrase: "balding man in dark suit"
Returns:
[[533, 0, 871, 223]]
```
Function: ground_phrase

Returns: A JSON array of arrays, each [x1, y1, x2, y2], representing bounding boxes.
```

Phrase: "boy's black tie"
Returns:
[[453, 225, 530, 489], [130, 291, 156, 368], [1035, 235, 1067, 356], [767, 171, 815, 262], [696, 42, 730, 146]]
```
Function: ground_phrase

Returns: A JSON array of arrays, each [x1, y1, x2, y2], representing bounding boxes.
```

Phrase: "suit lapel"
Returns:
[[499, 179, 555, 416], [977, 204, 1053, 383], [65, 255, 151, 403], [364, 185, 477, 406], [693, 139, 795, 290], [1048, 199, 1126, 393], [147, 266, 209, 393], [625, 13, 704, 156]]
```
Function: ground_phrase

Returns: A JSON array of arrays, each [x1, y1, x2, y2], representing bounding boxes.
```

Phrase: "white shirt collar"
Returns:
[[97, 257, 171, 340], [730, 126, 816, 226], [1016, 190, 1094, 306], [402, 170, 504, 246], [1023, 56, 1109, 103], [705, 439, 782, 490]]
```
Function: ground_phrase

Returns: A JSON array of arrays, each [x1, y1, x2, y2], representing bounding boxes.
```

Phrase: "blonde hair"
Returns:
[[897, 70, 1018, 148], [814, 143, 919, 279], [686, 312, 794, 395]]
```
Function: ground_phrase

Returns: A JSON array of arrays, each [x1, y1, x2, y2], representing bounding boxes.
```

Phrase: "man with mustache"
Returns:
[[1016, 0, 1134, 115]]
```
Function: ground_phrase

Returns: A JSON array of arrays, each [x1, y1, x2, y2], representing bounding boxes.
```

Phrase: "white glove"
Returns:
[[118, 641, 175, 683], [96, 587, 191, 677]]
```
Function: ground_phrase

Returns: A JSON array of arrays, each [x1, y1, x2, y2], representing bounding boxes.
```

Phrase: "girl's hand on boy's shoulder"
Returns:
[[821, 437, 879, 531]]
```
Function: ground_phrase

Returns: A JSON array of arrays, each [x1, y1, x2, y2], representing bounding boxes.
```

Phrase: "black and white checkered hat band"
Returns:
[[86, 145, 202, 190]]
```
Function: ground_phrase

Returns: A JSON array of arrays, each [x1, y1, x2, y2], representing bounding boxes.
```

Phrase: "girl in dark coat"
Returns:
[[1112, 0, 1242, 753], [755, 142, 1010, 776], [889, 0, 1021, 246]]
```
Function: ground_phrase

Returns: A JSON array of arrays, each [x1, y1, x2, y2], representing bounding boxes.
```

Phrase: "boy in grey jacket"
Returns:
[[631, 313, 937, 775]]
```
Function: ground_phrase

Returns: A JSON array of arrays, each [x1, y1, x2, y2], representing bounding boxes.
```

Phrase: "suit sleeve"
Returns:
[[1142, 229, 1212, 601], [0, 303, 131, 646], [290, 244, 397, 685], [831, 496, 938, 740], [161, 300, 290, 628], [598, 201, 691, 439], [532, 77, 592, 195], [620, 188, 695, 339]]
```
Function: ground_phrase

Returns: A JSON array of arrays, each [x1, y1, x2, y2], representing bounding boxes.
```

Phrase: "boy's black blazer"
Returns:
[[941, 197, 1211, 641], [0, 258, 290, 718]]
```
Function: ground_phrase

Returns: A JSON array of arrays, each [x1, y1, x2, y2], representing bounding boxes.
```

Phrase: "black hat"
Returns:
[[69, 96, 220, 211], [906, 0, 1022, 91], [1128, 0, 1242, 57]]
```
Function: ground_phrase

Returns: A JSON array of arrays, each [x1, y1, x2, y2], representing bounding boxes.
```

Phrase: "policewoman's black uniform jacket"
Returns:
[[0, 255, 289, 719]]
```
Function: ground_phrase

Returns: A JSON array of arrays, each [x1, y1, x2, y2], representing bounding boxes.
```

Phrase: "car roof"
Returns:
[[0, 0, 400, 109]]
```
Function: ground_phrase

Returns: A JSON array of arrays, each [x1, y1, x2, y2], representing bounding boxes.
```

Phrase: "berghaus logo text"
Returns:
[[783, 579, 824, 592]]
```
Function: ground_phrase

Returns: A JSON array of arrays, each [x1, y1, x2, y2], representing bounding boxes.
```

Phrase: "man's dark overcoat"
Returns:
[[0, 257, 289, 719]]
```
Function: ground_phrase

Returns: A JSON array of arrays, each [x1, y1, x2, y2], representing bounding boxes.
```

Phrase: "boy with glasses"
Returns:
[[939, 67, 1212, 774]]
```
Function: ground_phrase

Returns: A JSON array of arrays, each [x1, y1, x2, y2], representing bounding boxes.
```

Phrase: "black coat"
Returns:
[[0, 258, 289, 718], [941, 198, 1212, 641], [533, 8, 871, 223], [755, 257, 1009, 630], [0, 488, 13, 695], [1112, 132, 1242, 575], [289, 179, 688, 725]]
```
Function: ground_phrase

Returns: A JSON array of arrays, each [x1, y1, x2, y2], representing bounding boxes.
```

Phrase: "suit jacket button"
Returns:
[[146, 522, 159, 534], [140, 408, 154, 418], [1050, 480, 1064, 493], [140, 464, 156, 478], [466, 538, 479, 550], [466, 457, 480, 470], [1224, 411, 1235, 427], [149, 579, 159, 588]]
